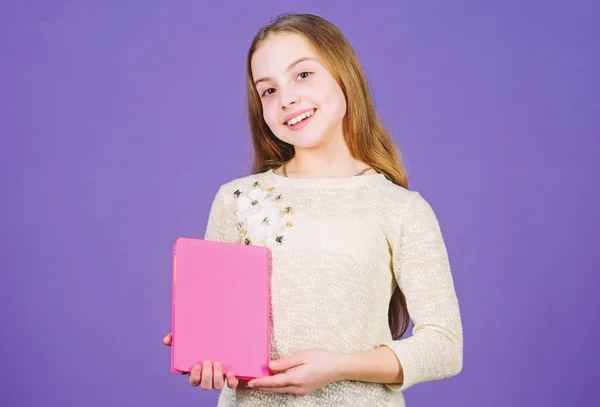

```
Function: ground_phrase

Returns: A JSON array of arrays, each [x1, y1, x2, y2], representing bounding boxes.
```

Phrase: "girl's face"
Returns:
[[251, 33, 347, 150]]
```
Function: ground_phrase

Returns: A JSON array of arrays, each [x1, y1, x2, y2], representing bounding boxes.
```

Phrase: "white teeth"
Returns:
[[286, 110, 314, 126]]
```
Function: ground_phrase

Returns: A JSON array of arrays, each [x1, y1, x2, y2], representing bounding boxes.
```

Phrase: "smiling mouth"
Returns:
[[284, 109, 316, 127]]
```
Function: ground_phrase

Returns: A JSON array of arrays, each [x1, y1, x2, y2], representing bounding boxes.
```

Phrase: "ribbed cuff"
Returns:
[[379, 341, 416, 392]]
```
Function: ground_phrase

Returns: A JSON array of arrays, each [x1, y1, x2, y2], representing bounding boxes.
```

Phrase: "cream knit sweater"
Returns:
[[204, 169, 463, 407]]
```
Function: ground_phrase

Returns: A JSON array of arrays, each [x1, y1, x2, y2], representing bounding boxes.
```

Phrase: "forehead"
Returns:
[[251, 33, 319, 79]]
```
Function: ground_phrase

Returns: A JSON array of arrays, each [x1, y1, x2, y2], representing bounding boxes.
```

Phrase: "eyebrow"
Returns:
[[253, 57, 317, 86]]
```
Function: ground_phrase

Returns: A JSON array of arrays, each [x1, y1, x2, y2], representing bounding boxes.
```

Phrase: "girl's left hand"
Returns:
[[246, 349, 348, 396]]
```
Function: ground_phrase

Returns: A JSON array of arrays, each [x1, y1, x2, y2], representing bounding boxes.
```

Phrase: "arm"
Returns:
[[373, 192, 463, 391], [339, 345, 404, 385]]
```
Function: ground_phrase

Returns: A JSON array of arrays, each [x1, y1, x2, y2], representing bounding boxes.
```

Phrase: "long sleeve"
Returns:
[[204, 186, 240, 244], [380, 192, 463, 391]]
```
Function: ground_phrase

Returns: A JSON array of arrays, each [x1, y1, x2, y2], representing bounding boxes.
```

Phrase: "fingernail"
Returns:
[[214, 362, 221, 368], [204, 360, 210, 366]]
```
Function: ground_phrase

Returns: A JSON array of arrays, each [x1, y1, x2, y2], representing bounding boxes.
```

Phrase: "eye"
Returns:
[[297, 71, 312, 80], [261, 88, 276, 97]]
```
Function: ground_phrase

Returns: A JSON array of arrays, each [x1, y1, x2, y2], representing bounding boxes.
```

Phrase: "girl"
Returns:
[[163, 13, 463, 407]]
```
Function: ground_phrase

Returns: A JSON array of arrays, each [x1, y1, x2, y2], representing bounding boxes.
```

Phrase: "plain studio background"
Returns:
[[1, 1, 598, 406]]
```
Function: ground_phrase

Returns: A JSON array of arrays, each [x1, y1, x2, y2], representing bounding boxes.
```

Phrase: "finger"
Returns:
[[213, 362, 224, 390], [162, 333, 172, 346], [259, 386, 297, 394], [225, 372, 239, 389], [188, 365, 202, 387], [248, 373, 293, 388], [200, 361, 213, 390], [269, 352, 306, 372]]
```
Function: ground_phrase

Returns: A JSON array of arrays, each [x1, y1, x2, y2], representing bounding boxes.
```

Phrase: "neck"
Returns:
[[285, 137, 368, 179]]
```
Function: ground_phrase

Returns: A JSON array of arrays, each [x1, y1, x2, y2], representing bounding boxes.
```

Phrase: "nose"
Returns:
[[278, 85, 300, 109]]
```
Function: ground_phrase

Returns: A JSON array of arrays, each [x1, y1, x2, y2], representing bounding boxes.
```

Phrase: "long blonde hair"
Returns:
[[245, 13, 410, 340]]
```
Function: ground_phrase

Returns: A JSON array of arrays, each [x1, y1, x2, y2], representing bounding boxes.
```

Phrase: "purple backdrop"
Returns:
[[1, 1, 598, 406]]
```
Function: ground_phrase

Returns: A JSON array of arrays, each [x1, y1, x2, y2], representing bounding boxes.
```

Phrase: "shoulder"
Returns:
[[373, 178, 441, 231], [372, 176, 423, 210], [211, 171, 272, 201]]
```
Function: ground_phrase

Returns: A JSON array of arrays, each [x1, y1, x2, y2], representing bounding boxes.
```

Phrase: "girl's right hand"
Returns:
[[162, 333, 240, 390]]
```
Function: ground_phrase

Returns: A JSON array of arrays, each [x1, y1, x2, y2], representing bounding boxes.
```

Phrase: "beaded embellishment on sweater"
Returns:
[[232, 180, 292, 246]]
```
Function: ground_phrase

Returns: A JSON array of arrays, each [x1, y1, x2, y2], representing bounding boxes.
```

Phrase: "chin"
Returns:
[[275, 131, 327, 150]]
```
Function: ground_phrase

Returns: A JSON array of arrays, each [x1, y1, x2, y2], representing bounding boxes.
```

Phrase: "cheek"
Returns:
[[321, 82, 346, 118], [261, 101, 279, 127]]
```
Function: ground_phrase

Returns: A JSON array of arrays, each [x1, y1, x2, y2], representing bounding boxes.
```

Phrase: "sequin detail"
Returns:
[[233, 181, 293, 247]]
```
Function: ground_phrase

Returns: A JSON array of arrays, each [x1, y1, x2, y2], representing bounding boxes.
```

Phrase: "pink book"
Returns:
[[171, 237, 271, 379]]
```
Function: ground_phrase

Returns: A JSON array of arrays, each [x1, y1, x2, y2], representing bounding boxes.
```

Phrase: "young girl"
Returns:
[[163, 13, 463, 407]]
